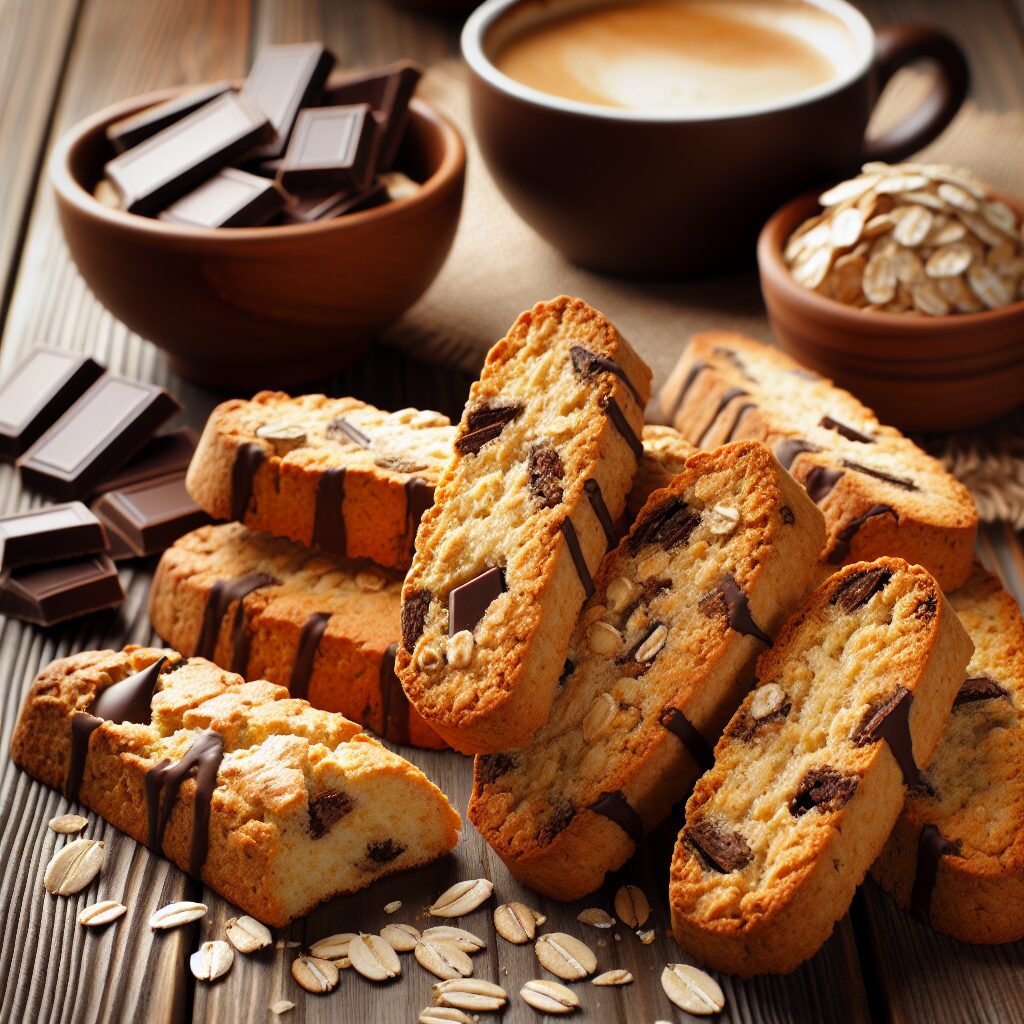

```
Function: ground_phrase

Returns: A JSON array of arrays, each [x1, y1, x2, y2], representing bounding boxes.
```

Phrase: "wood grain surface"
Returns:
[[0, 1, 1022, 1022]]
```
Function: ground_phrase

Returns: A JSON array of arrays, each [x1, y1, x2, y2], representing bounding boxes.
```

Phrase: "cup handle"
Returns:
[[862, 25, 969, 163]]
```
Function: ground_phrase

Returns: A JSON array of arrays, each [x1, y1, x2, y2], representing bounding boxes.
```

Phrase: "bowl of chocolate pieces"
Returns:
[[50, 44, 466, 389], [758, 161, 1024, 431]]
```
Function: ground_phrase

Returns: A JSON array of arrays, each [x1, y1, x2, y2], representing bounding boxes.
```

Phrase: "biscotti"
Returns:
[[659, 332, 977, 591], [186, 395, 455, 570], [150, 522, 444, 749], [397, 297, 653, 754], [627, 425, 695, 520], [470, 441, 826, 900], [872, 566, 1024, 944], [669, 557, 973, 977], [11, 646, 461, 926]]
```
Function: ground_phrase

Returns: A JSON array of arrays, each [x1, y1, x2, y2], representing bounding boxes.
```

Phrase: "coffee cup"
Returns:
[[462, 0, 968, 277]]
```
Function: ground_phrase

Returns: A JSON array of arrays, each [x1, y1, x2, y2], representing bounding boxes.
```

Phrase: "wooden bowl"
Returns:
[[50, 85, 466, 389], [758, 190, 1024, 432]]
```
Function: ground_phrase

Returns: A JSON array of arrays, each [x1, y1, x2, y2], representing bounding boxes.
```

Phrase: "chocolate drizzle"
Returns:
[[313, 467, 347, 556], [697, 387, 749, 447], [910, 824, 961, 924], [589, 790, 644, 846], [827, 504, 897, 564], [667, 361, 710, 420], [560, 517, 594, 598], [196, 572, 276, 661], [231, 443, 266, 522], [659, 707, 714, 772], [584, 479, 617, 550], [853, 686, 921, 786], [405, 477, 434, 549], [842, 460, 917, 491], [570, 346, 642, 405], [723, 402, 757, 442], [145, 729, 225, 878], [804, 465, 844, 503], [289, 612, 331, 701], [700, 575, 772, 645], [774, 438, 822, 471], [449, 566, 505, 636], [379, 642, 410, 744], [820, 416, 874, 443], [606, 398, 643, 461]]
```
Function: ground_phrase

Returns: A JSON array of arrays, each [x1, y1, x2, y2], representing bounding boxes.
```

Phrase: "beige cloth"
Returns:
[[384, 63, 1024, 526]]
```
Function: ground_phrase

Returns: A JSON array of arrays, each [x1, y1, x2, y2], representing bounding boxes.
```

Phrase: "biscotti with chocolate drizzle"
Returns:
[[669, 557, 973, 976], [11, 646, 461, 926], [186, 395, 455, 571], [872, 565, 1024, 944], [397, 297, 652, 754], [658, 332, 977, 591], [470, 441, 826, 899], [150, 522, 444, 749]]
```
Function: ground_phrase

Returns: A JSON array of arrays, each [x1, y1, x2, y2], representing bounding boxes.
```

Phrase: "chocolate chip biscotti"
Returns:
[[669, 558, 973, 977], [11, 646, 461, 926], [397, 297, 652, 754], [470, 441, 826, 900], [150, 522, 444, 749], [186, 395, 455, 570], [872, 566, 1024, 944], [659, 333, 977, 591]]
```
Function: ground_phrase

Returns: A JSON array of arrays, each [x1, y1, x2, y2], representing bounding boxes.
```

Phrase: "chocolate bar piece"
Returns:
[[18, 376, 182, 500], [91, 473, 210, 558], [158, 168, 286, 228], [102, 519, 136, 562], [0, 349, 104, 461], [92, 428, 198, 495], [0, 503, 108, 573], [105, 82, 232, 154], [278, 105, 380, 193], [105, 92, 272, 215], [242, 43, 336, 160], [276, 181, 389, 225], [0, 555, 124, 626], [321, 61, 422, 170]]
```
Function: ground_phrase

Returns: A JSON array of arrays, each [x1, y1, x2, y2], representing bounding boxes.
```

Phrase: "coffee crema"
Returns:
[[494, 0, 857, 114]]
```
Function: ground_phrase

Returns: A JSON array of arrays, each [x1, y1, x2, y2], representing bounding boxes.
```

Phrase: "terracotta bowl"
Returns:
[[50, 85, 466, 389], [758, 190, 1024, 432]]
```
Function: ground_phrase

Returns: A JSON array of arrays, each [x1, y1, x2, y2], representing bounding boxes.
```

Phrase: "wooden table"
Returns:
[[1, 1, 1022, 1021]]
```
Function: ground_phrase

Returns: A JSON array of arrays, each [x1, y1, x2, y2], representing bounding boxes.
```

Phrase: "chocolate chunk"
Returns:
[[308, 790, 353, 838], [789, 766, 858, 816], [405, 478, 434, 543], [830, 567, 893, 613], [954, 676, 1010, 708], [538, 799, 576, 846], [449, 566, 505, 636], [780, 506, 796, 524], [804, 465, 844, 503], [629, 497, 700, 553], [913, 595, 937, 621], [275, 181, 388, 224], [589, 791, 644, 846], [687, 817, 752, 873], [476, 751, 518, 787], [774, 438, 822, 471], [106, 82, 233, 153], [659, 707, 714, 771], [455, 403, 523, 455], [231, 443, 266, 523], [842, 460, 917, 491], [569, 346, 642, 404], [0, 349, 104, 461], [366, 838, 405, 864], [698, 575, 772, 645], [278, 105, 380, 194], [401, 589, 432, 651], [819, 416, 875, 443], [826, 505, 897, 564], [528, 443, 564, 508], [326, 417, 372, 447], [728, 699, 792, 741], [158, 168, 285, 228], [93, 428, 198, 495], [852, 686, 920, 786], [0, 555, 124, 626], [0, 503, 108, 572]]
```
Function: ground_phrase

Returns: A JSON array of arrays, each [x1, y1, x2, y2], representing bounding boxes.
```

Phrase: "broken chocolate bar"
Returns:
[[276, 181, 389, 224], [0, 503, 108, 573], [278, 105, 380, 193], [158, 168, 286, 228], [0, 555, 124, 626], [92, 428, 198, 495], [105, 82, 233, 153]]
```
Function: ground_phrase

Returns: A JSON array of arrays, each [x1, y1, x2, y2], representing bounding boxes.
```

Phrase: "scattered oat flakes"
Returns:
[[149, 901, 207, 930], [493, 901, 538, 944], [416, 939, 474, 980], [348, 932, 401, 981], [78, 899, 126, 927], [421, 926, 486, 952], [576, 907, 615, 929], [381, 922, 420, 951], [592, 969, 633, 986], [432, 977, 507, 1012], [535, 932, 596, 980], [291, 955, 339, 994], [223, 915, 272, 953], [637, 927, 656, 945], [614, 884, 651, 929], [308, 932, 355, 960], [43, 839, 104, 896], [49, 814, 88, 835], [269, 999, 294, 1015], [429, 879, 493, 918], [661, 963, 726, 1015], [520, 979, 580, 1015], [190, 940, 234, 981], [419, 1007, 477, 1024]]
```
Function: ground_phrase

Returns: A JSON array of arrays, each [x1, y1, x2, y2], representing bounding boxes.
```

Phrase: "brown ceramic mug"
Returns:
[[462, 0, 969, 277]]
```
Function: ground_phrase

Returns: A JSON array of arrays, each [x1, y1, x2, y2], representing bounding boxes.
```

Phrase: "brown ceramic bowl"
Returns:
[[758, 190, 1024, 432], [50, 85, 465, 389]]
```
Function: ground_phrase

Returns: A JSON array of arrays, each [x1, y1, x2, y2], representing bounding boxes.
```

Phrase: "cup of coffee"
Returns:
[[462, 0, 968, 277]]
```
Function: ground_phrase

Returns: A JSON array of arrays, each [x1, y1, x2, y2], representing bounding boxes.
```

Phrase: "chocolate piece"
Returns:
[[476, 751, 517, 787], [954, 676, 1010, 709], [820, 416, 874, 444], [560, 518, 594, 598], [278, 105, 380, 194], [804, 465, 844, 503], [93, 428, 197, 495], [0, 349, 104, 461], [698, 575, 772, 645], [18, 375, 181, 500], [528, 443, 564, 508], [830, 567, 893, 613], [605, 398, 643, 460], [145, 729, 225, 876], [780, 506, 796, 524], [729, 697, 792, 741], [158, 168, 285, 228], [308, 790, 353, 838], [105, 82, 232, 153], [320, 61, 422, 170], [105, 92, 271, 216], [910, 824, 961, 924], [241, 43, 336, 160], [842, 460, 917, 491], [401, 589, 432, 651], [289, 612, 331, 701], [378, 642, 411, 744], [449, 566, 505, 635], [312, 467, 347, 556], [774, 438, 822, 471], [853, 686, 920, 786], [91, 473, 209, 558], [231, 443, 266, 522], [327, 417, 372, 447], [629, 496, 700, 553], [687, 817, 752, 873], [99, 519, 135, 562], [538, 799, 577, 846], [195, 572, 276, 660], [405, 478, 434, 548], [827, 504, 897, 564], [666, 361, 710, 421], [584, 478, 616, 550], [455, 403, 523, 456], [569, 346, 642, 405], [589, 790, 644, 846], [659, 706, 714, 771], [913, 595, 937, 621], [275, 181, 388, 224], [0, 555, 123, 626], [789, 765, 858, 816], [366, 838, 404, 864], [697, 387, 749, 447], [723, 401, 757, 442], [0, 503, 107, 572]]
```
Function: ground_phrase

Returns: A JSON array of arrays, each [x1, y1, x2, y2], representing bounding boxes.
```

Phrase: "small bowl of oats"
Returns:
[[758, 162, 1024, 431]]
